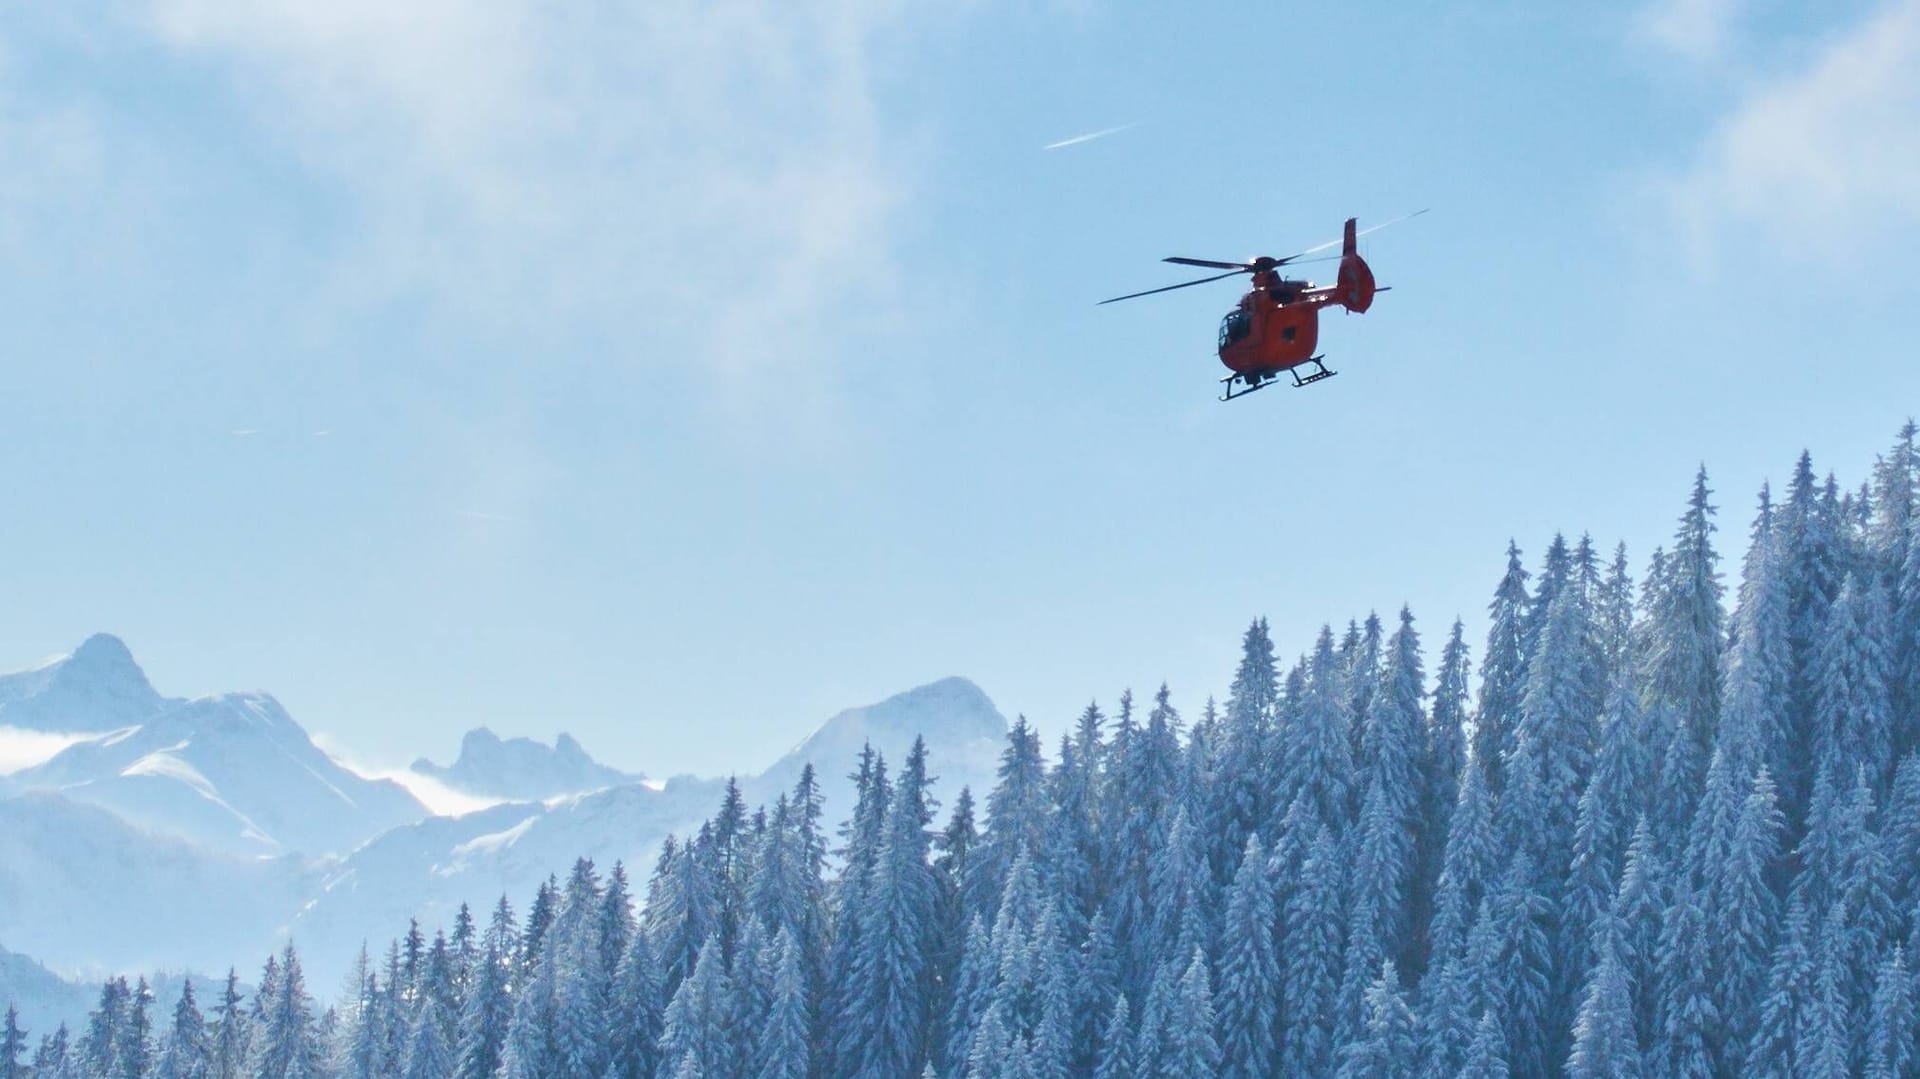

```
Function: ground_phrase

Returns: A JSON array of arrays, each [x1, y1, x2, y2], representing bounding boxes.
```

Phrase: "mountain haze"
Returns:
[[410, 728, 641, 802], [0, 635, 1010, 1000]]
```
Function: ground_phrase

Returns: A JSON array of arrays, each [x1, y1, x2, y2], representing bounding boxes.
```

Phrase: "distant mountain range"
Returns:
[[410, 727, 642, 803], [0, 635, 1009, 1022]]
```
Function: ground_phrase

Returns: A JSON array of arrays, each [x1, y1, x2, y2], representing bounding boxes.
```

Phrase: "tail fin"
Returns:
[[1342, 217, 1358, 258]]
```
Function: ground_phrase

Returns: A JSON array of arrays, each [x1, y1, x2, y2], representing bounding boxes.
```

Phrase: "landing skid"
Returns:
[[1289, 356, 1337, 387], [1218, 356, 1336, 401]]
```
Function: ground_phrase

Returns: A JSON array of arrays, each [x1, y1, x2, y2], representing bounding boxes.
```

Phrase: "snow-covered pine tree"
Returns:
[[207, 972, 247, 1079], [1154, 949, 1218, 1079], [1705, 767, 1783, 1072], [1479, 542, 1532, 795], [30, 1024, 67, 1079], [1783, 454, 1846, 813], [400, 986, 453, 1079], [1487, 853, 1552, 1079], [453, 902, 515, 1079], [1801, 908, 1853, 1079], [1091, 994, 1133, 1079], [1283, 627, 1358, 836], [753, 928, 810, 1079], [601, 924, 663, 1079], [120, 977, 154, 1079], [1143, 805, 1208, 977], [1212, 619, 1278, 889], [657, 933, 734, 1079], [1650, 878, 1716, 1078], [1072, 904, 1119, 1078], [1045, 732, 1099, 942], [1416, 619, 1470, 951], [1334, 960, 1414, 1079], [254, 945, 322, 1079], [1863, 944, 1915, 1079], [1458, 1011, 1510, 1079], [80, 977, 129, 1079], [1424, 751, 1498, 984], [1503, 575, 1600, 891], [1559, 681, 1646, 1018], [1, 1006, 25, 1079], [1279, 822, 1343, 1077], [824, 746, 889, 1067], [1747, 894, 1815, 1079], [1565, 906, 1640, 1079], [1355, 607, 1427, 969], [1212, 835, 1276, 1079], [943, 916, 994, 1079], [1414, 933, 1473, 1079], [1813, 572, 1895, 793], [154, 980, 210, 1079], [1640, 468, 1725, 758], [841, 738, 938, 1079], [970, 719, 1050, 924]]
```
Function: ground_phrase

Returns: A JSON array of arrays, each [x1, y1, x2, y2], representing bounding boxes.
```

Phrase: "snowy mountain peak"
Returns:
[[0, 633, 170, 734], [801, 675, 1006, 752], [11, 688, 428, 858], [757, 676, 1007, 824], [411, 727, 641, 803]]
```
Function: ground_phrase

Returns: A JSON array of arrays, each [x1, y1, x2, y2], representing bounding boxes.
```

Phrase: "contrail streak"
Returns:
[[1044, 123, 1136, 150]]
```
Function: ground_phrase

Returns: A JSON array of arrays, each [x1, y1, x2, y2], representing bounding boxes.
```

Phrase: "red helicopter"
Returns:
[[1101, 211, 1424, 401]]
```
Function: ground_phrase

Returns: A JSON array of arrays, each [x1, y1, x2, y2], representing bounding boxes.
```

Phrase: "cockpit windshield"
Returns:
[[1218, 310, 1252, 348]]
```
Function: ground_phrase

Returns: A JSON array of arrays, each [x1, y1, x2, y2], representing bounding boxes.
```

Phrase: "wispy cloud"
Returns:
[[312, 730, 504, 817], [1044, 123, 1136, 150], [1662, 0, 1920, 262], [229, 428, 259, 437], [22, 0, 918, 410], [0, 726, 95, 774], [1637, 0, 1744, 60]]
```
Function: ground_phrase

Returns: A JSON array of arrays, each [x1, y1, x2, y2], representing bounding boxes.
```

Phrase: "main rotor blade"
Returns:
[[1277, 208, 1430, 264], [1163, 256, 1254, 271], [1098, 268, 1248, 305]]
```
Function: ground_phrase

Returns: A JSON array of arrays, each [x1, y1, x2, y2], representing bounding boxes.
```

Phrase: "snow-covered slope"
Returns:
[[0, 635, 1011, 995], [10, 693, 428, 858], [751, 675, 1007, 826], [0, 793, 315, 979], [287, 677, 1009, 988], [410, 728, 641, 802], [0, 944, 93, 1038], [0, 943, 237, 1043], [0, 634, 172, 735]]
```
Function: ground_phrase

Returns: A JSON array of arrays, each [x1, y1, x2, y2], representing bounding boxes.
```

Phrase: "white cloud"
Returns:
[[1638, 0, 1744, 59], [1664, 0, 1920, 261], [311, 730, 503, 817], [0, 726, 95, 774], [106, 0, 914, 390]]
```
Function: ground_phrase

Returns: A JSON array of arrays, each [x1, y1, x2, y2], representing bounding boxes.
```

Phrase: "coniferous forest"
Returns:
[[12, 423, 1920, 1078]]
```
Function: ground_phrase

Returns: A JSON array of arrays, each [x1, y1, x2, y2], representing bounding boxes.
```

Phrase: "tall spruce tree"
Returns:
[[1565, 908, 1641, 1079], [0, 1007, 24, 1079], [1479, 542, 1533, 794], [154, 981, 209, 1079], [1334, 960, 1415, 1079], [1213, 836, 1277, 1079], [1864, 944, 1915, 1079]]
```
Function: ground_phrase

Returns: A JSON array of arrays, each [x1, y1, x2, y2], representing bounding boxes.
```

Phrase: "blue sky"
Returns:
[[2, 0, 1917, 778]]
